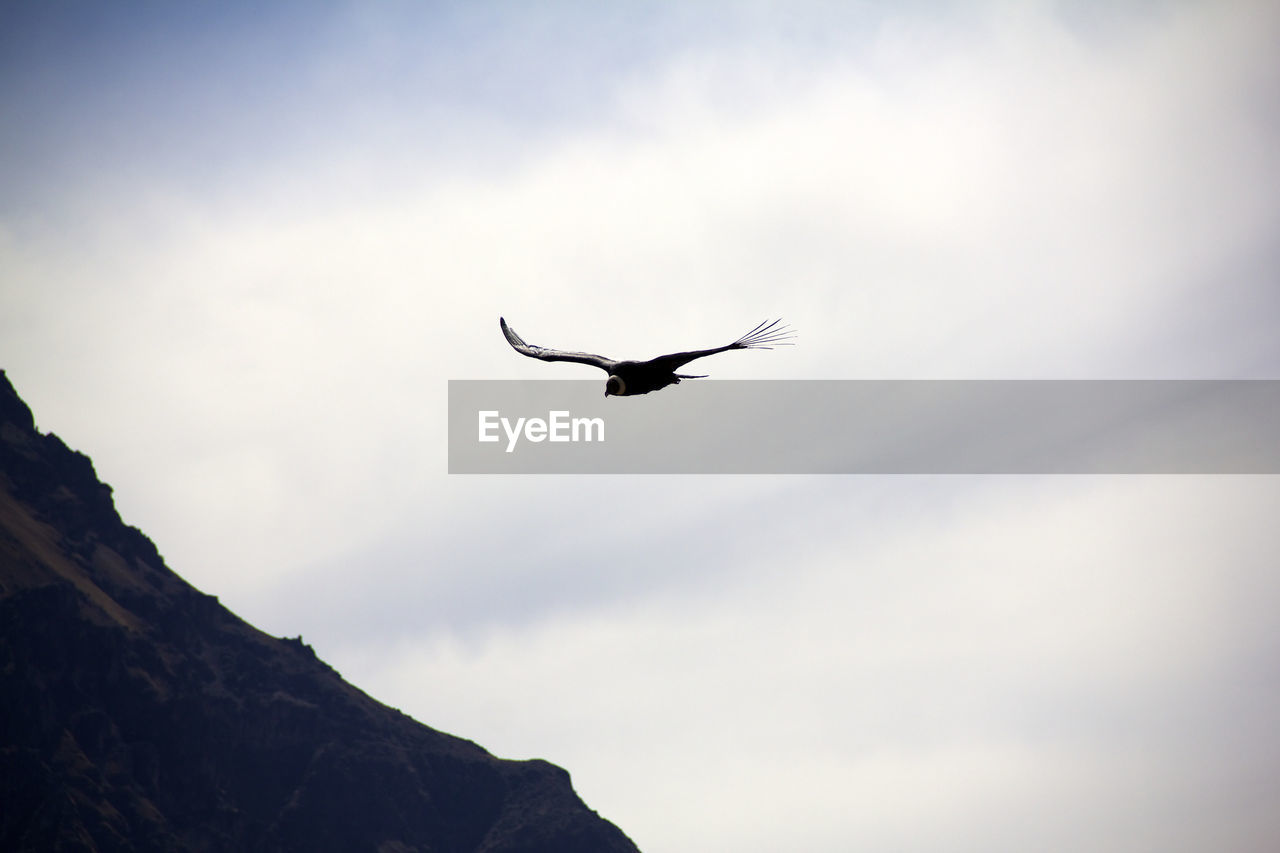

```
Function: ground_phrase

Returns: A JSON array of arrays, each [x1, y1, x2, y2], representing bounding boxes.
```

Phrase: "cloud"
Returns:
[[334, 476, 1280, 852], [3, 2, 1280, 850]]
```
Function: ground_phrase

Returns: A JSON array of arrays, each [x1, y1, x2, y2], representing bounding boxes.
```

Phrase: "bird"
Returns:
[[499, 317, 795, 396]]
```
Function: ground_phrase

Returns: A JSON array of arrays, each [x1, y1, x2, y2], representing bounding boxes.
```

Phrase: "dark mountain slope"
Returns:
[[0, 370, 637, 853]]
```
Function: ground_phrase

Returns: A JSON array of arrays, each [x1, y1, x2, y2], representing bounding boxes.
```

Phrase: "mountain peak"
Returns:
[[0, 370, 637, 852]]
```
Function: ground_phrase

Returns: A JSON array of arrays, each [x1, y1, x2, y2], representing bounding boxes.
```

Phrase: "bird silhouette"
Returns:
[[500, 317, 795, 396]]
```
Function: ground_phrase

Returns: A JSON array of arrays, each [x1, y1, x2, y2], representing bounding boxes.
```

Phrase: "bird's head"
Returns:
[[605, 375, 626, 397]]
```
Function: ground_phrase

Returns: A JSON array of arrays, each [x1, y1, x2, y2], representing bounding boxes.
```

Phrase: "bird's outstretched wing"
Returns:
[[645, 319, 796, 373], [500, 317, 617, 372]]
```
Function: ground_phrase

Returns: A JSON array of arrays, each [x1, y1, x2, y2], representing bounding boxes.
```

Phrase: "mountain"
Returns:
[[0, 371, 638, 853]]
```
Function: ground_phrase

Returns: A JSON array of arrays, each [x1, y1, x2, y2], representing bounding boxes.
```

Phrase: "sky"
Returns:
[[3, 1, 1280, 850]]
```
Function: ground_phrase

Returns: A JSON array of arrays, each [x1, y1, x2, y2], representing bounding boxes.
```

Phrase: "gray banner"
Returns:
[[448, 380, 1280, 474]]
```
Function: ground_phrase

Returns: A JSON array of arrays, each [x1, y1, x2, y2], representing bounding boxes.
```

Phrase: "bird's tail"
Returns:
[[731, 319, 797, 350]]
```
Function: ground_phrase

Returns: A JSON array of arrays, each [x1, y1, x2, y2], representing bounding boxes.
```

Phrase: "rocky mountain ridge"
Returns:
[[0, 370, 637, 852]]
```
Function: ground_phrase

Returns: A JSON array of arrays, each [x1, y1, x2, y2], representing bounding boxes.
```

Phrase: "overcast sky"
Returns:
[[3, 1, 1280, 850]]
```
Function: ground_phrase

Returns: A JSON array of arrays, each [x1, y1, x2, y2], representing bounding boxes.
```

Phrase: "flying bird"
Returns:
[[500, 317, 795, 396]]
